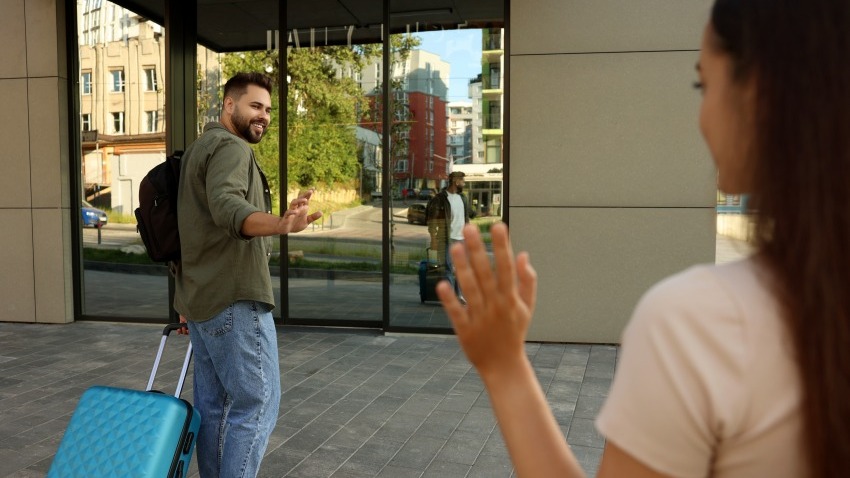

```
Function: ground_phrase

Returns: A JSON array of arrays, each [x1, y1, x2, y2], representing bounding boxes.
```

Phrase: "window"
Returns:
[[394, 159, 408, 172], [428, 160, 434, 172], [489, 66, 501, 89], [81, 114, 91, 131], [112, 112, 124, 133], [145, 111, 158, 132], [81, 72, 92, 95], [143, 67, 157, 91], [110, 70, 125, 92]]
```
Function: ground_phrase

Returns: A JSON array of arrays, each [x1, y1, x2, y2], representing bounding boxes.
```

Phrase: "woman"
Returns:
[[436, 0, 850, 476]]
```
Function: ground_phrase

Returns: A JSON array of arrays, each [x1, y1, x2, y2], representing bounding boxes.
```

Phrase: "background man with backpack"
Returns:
[[174, 72, 321, 477], [426, 171, 475, 305]]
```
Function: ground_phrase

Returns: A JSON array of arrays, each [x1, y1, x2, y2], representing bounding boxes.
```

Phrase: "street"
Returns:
[[83, 202, 432, 250]]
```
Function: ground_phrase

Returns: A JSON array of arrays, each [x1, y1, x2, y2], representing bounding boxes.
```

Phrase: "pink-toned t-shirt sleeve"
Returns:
[[595, 265, 747, 478]]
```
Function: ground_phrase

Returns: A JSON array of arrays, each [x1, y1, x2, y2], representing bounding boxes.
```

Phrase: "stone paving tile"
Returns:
[[468, 453, 514, 477], [574, 394, 607, 420], [376, 465, 423, 477], [0, 322, 613, 478], [434, 430, 489, 466], [344, 438, 405, 471], [567, 417, 606, 449], [286, 444, 358, 478], [573, 444, 605, 477], [423, 460, 472, 477], [387, 434, 446, 469]]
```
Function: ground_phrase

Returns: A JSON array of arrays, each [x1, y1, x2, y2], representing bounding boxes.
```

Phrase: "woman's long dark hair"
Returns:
[[711, 0, 850, 475]]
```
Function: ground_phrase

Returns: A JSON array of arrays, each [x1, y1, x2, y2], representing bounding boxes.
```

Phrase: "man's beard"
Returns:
[[233, 106, 266, 144], [455, 184, 464, 193]]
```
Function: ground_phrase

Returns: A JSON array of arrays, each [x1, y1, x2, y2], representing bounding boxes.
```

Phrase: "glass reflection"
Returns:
[[284, 34, 384, 324], [386, 22, 505, 329], [79, 0, 171, 318]]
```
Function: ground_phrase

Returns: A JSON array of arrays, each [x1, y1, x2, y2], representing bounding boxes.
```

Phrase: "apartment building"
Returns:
[[360, 50, 450, 192], [77, 0, 220, 215]]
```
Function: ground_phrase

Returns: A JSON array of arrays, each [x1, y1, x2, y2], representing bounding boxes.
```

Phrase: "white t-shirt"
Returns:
[[596, 258, 805, 477], [447, 192, 465, 240]]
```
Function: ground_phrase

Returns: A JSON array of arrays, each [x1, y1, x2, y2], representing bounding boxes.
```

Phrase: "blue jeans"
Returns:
[[445, 239, 464, 297], [186, 301, 280, 478]]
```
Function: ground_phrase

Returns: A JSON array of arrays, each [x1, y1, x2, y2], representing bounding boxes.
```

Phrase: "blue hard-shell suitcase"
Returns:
[[48, 324, 201, 478]]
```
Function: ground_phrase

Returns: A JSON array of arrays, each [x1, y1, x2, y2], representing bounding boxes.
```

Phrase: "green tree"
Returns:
[[286, 46, 364, 187], [218, 34, 421, 202]]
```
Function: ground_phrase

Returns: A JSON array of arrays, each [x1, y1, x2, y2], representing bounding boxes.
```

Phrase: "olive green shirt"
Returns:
[[173, 123, 274, 321]]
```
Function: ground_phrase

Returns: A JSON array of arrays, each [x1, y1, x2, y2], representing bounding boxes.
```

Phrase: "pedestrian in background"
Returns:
[[438, 0, 850, 476], [427, 171, 474, 304], [175, 72, 322, 477]]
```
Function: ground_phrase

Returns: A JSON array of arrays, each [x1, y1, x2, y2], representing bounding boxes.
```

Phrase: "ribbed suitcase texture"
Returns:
[[48, 387, 200, 477], [48, 324, 200, 478]]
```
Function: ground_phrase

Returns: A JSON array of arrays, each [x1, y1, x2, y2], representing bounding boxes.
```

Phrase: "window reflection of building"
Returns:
[[450, 28, 504, 218], [360, 50, 450, 192], [481, 28, 504, 165], [448, 102, 473, 164], [77, 0, 220, 216]]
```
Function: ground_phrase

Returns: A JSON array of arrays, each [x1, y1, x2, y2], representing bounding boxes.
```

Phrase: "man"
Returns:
[[426, 171, 474, 303], [174, 72, 321, 478]]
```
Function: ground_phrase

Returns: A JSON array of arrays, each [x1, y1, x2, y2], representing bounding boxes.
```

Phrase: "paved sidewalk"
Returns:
[[0, 322, 614, 477]]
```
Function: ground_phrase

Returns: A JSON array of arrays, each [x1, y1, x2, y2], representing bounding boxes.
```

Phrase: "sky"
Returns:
[[416, 29, 483, 103]]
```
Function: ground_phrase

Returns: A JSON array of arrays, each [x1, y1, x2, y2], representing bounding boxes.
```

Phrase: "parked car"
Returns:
[[417, 188, 436, 200], [81, 200, 108, 228], [404, 188, 418, 199], [406, 203, 428, 225]]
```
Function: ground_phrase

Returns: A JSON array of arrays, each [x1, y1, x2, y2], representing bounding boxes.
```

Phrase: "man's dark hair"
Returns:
[[223, 72, 273, 100]]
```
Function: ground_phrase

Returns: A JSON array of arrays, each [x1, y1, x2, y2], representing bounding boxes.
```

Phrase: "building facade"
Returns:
[[481, 28, 504, 165], [447, 101, 473, 166], [360, 50, 450, 192], [77, 0, 220, 215], [2, 0, 715, 344]]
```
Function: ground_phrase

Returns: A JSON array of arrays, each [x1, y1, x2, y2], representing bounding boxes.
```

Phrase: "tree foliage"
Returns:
[[286, 47, 363, 187], [218, 34, 422, 199]]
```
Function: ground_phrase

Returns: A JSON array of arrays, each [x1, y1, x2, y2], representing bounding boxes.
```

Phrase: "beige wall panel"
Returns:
[[510, 206, 715, 343], [25, 0, 65, 78], [0, 78, 32, 208], [0, 209, 36, 322], [511, 52, 716, 207], [29, 77, 64, 208], [0, 0, 26, 78], [511, 0, 712, 55], [32, 208, 73, 323]]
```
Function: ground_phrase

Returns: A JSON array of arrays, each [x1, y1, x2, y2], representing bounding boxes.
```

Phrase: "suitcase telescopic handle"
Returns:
[[146, 323, 193, 398]]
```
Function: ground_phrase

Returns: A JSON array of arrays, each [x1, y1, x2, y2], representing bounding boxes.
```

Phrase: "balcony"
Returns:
[[483, 112, 502, 136], [482, 69, 502, 97]]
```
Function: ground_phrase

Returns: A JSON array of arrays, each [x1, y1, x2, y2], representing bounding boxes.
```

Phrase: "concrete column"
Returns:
[[0, 0, 74, 323], [509, 0, 717, 342]]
